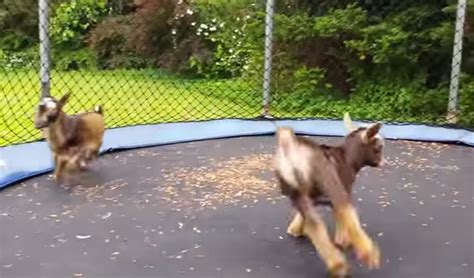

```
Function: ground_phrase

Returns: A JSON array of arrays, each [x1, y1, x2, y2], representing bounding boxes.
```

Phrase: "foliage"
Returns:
[[50, 0, 110, 49], [459, 75, 474, 127], [0, 0, 43, 50], [126, 0, 176, 57], [184, 5, 254, 78], [0, 47, 38, 69], [89, 15, 148, 69], [154, 0, 263, 78], [52, 48, 97, 71]]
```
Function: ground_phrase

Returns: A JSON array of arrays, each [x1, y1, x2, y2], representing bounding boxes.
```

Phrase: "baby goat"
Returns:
[[273, 113, 385, 277], [34, 92, 105, 182]]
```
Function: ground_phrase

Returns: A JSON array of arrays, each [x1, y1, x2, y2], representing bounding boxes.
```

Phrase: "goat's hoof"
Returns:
[[334, 232, 352, 250], [287, 226, 304, 238], [335, 242, 353, 251], [327, 259, 350, 277], [334, 238, 353, 251], [355, 239, 381, 270], [79, 163, 89, 171]]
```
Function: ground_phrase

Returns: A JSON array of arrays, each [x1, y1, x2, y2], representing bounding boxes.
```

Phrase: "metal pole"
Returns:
[[447, 0, 467, 123], [39, 0, 51, 98], [262, 0, 274, 117]]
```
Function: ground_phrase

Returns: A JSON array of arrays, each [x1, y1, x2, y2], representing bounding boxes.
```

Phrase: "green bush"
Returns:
[[158, 0, 263, 78], [0, 47, 38, 69], [0, 31, 34, 51], [89, 15, 148, 69], [459, 75, 474, 127], [51, 0, 110, 49], [52, 48, 98, 71]]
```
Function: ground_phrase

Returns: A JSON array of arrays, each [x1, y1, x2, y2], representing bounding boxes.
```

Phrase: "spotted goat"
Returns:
[[273, 113, 386, 277], [34, 92, 105, 182]]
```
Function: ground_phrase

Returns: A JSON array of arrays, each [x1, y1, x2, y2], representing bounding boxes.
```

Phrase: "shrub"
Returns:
[[0, 47, 38, 69], [89, 16, 148, 69], [127, 0, 176, 57], [51, 0, 111, 49], [0, 32, 35, 51], [162, 0, 262, 78], [459, 75, 474, 127], [52, 48, 98, 71]]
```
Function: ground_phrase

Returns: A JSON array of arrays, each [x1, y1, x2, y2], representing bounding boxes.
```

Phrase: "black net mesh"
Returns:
[[0, 0, 473, 147]]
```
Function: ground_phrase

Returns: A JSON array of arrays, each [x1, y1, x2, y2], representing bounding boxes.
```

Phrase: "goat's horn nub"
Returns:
[[343, 112, 357, 133]]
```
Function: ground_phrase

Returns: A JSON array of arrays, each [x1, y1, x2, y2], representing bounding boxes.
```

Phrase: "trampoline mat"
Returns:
[[0, 136, 473, 278]]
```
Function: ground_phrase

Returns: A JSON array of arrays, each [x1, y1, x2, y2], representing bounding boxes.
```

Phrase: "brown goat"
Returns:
[[34, 92, 105, 182], [273, 113, 385, 277]]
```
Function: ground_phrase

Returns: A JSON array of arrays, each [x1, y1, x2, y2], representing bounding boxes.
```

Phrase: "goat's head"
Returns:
[[34, 92, 71, 129], [343, 113, 386, 168]]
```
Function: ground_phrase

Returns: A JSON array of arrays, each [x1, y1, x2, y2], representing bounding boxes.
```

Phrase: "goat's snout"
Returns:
[[34, 118, 48, 129]]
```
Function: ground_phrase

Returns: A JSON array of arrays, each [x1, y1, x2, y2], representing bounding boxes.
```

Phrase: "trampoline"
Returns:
[[1, 131, 473, 278]]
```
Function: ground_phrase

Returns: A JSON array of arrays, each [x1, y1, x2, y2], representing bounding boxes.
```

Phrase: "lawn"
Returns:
[[0, 69, 262, 146]]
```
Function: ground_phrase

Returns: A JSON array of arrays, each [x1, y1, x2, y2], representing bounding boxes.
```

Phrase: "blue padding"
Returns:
[[1, 119, 473, 189]]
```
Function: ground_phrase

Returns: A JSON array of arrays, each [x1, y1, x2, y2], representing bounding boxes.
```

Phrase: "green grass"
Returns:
[[0, 69, 262, 146]]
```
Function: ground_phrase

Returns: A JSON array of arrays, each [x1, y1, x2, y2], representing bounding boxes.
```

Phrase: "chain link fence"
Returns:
[[1, 0, 472, 147]]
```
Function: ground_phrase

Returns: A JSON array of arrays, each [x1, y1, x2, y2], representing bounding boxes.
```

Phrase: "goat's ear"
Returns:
[[58, 92, 71, 108], [343, 112, 357, 133], [366, 122, 383, 139]]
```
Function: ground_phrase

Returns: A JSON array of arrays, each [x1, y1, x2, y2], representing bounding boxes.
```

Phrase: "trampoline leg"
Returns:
[[287, 211, 304, 237], [335, 204, 380, 269]]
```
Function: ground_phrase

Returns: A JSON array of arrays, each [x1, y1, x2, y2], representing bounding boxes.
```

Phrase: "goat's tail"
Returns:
[[94, 105, 104, 115]]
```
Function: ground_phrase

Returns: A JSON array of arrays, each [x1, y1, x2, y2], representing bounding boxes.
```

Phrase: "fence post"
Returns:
[[447, 0, 467, 123], [262, 0, 274, 117], [38, 0, 51, 98]]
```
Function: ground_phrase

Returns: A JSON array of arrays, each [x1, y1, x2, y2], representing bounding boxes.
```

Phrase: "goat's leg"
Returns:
[[287, 211, 304, 237], [53, 156, 66, 182], [318, 167, 380, 269], [78, 148, 99, 170], [334, 204, 380, 269], [295, 195, 349, 276], [52, 154, 59, 176]]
